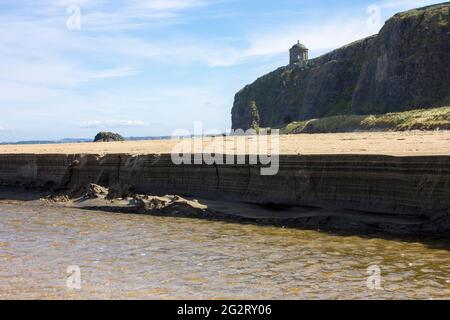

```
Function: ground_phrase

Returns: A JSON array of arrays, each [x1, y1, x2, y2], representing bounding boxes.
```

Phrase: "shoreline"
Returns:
[[1, 187, 449, 242]]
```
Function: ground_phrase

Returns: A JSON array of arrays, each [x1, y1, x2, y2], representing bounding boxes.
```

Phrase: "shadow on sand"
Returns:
[[78, 202, 450, 252], [1, 186, 449, 251]]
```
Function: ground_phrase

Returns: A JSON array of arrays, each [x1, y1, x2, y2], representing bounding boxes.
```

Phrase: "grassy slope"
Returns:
[[280, 106, 450, 134]]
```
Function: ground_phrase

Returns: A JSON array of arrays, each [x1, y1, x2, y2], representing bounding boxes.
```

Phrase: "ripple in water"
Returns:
[[0, 202, 449, 299]]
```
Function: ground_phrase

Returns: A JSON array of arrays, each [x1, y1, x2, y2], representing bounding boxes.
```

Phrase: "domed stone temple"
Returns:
[[289, 41, 309, 65]]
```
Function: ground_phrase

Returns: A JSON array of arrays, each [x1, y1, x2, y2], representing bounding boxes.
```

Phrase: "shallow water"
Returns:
[[0, 201, 449, 299]]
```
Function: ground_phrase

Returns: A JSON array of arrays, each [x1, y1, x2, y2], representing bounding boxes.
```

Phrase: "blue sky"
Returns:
[[0, 0, 444, 142]]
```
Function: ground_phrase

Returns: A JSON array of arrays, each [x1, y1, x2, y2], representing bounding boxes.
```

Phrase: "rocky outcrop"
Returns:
[[232, 3, 450, 130], [44, 183, 211, 217], [94, 132, 125, 142], [0, 153, 449, 235]]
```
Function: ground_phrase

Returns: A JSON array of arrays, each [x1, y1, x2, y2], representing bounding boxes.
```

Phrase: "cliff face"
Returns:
[[231, 3, 450, 130]]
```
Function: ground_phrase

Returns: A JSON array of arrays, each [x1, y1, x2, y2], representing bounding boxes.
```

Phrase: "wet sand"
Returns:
[[1, 131, 449, 156]]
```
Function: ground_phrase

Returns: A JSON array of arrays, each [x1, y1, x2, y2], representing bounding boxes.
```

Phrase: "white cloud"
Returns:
[[19, 0, 215, 31], [242, 18, 374, 61], [200, 15, 379, 66], [0, 19, 140, 88], [87, 67, 139, 80], [134, 0, 209, 11], [0, 0, 389, 79], [0, 0, 223, 92], [58, 15, 374, 69], [79, 119, 148, 128]]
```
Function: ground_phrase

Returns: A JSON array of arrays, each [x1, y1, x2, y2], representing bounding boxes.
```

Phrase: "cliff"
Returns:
[[232, 3, 450, 130]]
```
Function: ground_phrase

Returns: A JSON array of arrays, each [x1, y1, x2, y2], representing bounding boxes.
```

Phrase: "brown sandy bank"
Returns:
[[0, 132, 449, 236]]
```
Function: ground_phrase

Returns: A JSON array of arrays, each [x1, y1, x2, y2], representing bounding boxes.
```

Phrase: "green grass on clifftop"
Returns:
[[395, 2, 449, 21], [280, 106, 450, 134]]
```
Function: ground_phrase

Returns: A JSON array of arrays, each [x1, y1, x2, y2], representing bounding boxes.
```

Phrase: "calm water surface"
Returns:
[[0, 201, 449, 299]]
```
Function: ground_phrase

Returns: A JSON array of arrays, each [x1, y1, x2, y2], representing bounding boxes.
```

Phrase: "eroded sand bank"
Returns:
[[0, 132, 449, 236]]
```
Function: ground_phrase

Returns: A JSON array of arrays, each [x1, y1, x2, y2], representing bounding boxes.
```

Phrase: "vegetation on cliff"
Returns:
[[249, 101, 261, 132], [232, 3, 450, 130], [280, 106, 450, 134]]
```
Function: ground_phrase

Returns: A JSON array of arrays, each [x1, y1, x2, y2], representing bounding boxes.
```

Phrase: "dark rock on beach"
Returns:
[[94, 132, 125, 142]]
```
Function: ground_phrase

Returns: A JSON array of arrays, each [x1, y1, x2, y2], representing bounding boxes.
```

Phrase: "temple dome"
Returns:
[[291, 42, 308, 50]]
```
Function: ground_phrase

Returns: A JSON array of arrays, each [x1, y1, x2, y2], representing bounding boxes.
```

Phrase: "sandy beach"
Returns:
[[1, 131, 450, 156]]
